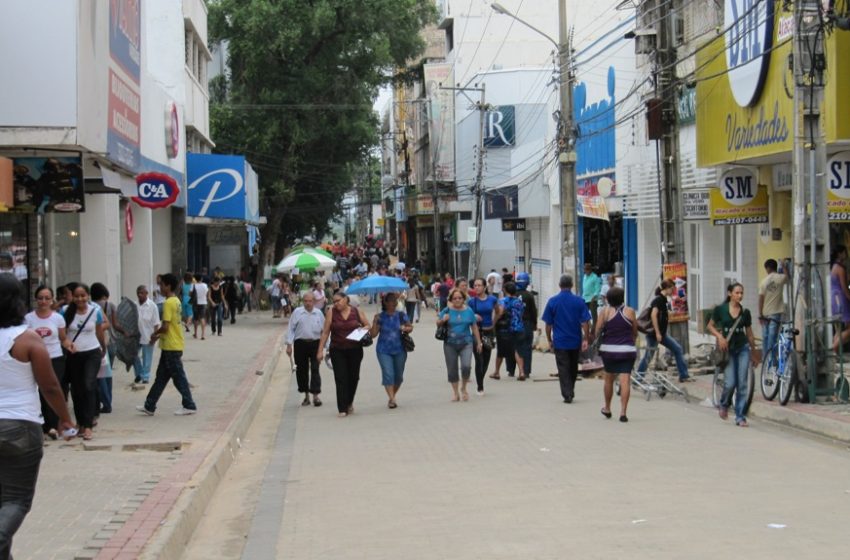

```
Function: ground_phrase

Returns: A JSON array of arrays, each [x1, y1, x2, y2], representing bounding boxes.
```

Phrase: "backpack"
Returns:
[[636, 307, 654, 334], [500, 297, 525, 333]]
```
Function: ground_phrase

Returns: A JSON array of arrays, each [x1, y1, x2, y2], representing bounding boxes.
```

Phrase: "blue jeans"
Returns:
[[762, 313, 782, 362], [0, 420, 43, 560], [637, 333, 689, 380], [377, 351, 407, 386], [721, 345, 751, 422], [144, 351, 197, 412], [133, 343, 155, 382]]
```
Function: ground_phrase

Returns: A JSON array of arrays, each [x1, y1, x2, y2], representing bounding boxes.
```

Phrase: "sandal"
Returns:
[[736, 419, 749, 427], [489, 373, 501, 380], [619, 415, 629, 423], [47, 429, 59, 440], [517, 375, 527, 381], [82, 429, 93, 440], [600, 408, 612, 419], [388, 400, 398, 409]]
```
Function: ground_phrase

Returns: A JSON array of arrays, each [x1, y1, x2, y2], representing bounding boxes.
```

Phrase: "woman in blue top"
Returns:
[[469, 278, 497, 395], [437, 288, 482, 402], [369, 293, 413, 409]]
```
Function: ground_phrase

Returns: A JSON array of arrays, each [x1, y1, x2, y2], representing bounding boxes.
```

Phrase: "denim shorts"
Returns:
[[376, 351, 407, 386]]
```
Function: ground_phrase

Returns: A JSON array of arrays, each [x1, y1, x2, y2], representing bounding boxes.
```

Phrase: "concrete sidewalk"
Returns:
[[14, 311, 286, 560]]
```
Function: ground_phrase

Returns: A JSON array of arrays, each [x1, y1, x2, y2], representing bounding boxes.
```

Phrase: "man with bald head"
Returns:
[[542, 275, 592, 403], [286, 292, 326, 406]]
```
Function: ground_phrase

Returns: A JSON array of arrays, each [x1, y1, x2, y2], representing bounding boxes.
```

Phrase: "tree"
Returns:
[[208, 0, 437, 284]]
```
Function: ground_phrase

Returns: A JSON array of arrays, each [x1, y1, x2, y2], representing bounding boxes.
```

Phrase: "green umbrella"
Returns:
[[275, 251, 336, 273], [290, 245, 334, 258]]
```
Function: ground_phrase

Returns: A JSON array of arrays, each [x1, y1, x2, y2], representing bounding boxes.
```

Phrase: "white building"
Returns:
[[0, 0, 211, 301]]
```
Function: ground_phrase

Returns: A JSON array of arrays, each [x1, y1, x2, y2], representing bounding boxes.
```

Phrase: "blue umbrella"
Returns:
[[345, 275, 409, 295]]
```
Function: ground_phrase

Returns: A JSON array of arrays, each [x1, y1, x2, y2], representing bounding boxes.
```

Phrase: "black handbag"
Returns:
[[401, 332, 415, 352], [359, 332, 373, 347], [435, 324, 448, 341]]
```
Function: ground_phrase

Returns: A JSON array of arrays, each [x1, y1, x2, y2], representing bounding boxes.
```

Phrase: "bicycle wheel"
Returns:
[[744, 364, 755, 415], [712, 368, 725, 408], [760, 346, 780, 401], [779, 349, 798, 406]]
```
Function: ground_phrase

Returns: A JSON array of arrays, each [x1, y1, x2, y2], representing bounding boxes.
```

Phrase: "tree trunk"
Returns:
[[254, 205, 285, 299]]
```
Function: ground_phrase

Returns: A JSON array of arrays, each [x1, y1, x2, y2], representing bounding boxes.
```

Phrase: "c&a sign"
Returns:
[[710, 167, 768, 225], [133, 172, 180, 209]]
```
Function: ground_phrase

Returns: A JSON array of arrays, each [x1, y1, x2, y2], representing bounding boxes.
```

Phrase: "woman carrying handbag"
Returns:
[[317, 292, 370, 417], [707, 282, 758, 427]]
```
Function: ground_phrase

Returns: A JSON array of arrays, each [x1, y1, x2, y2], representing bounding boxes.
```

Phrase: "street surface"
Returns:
[[185, 303, 850, 560]]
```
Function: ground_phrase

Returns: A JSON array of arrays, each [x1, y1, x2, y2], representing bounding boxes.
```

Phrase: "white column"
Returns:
[[121, 202, 154, 299], [80, 194, 122, 299]]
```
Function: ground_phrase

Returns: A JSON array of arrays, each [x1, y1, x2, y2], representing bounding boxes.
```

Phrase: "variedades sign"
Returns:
[[133, 172, 179, 209], [186, 154, 248, 219]]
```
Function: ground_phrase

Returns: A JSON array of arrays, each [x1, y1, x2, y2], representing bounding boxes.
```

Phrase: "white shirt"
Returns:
[[64, 303, 104, 352], [0, 325, 41, 423], [24, 311, 65, 359], [193, 282, 209, 305], [286, 306, 326, 344], [136, 299, 161, 345], [487, 272, 502, 295]]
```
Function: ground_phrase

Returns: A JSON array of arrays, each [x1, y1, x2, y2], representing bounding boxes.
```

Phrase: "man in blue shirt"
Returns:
[[542, 275, 592, 403]]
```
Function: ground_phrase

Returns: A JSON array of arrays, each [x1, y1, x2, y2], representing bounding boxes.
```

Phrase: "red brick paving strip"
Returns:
[[95, 331, 279, 559]]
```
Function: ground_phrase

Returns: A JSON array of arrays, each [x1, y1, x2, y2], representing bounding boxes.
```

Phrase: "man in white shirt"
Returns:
[[486, 270, 503, 296], [133, 285, 161, 383], [286, 292, 325, 406], [192, 275, 209, 339]]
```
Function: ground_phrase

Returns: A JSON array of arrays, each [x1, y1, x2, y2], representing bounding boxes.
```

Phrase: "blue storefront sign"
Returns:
[[187, 154, 250, 219]]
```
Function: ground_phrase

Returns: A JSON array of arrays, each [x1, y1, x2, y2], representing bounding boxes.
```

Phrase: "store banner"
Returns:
[[107, 0, 141, 172], [682, 190, 710, 220], [484, 186, 518, 219], [576, 195, 610, 221], [710, 168, 768, 225], [662, 263, 689, 324], [187, 154, 250, 220], [828, 151, 850, 222], [12, 157, 84, 213], [423, 63, 455, 182]]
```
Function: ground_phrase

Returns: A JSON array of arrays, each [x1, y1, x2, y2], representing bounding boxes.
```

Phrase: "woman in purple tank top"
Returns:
[[594, 287, 637, 422]]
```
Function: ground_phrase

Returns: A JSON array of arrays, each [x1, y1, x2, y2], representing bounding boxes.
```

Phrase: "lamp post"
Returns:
[[491, 1, 578, 281]]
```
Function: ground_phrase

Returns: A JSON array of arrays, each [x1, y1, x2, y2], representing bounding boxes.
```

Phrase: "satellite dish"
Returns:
[[597, 177, 614, 198]]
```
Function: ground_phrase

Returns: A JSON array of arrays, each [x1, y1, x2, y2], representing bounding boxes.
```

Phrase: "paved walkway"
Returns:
[[14, 311, 285, 560], [228, 307, 850, 559]]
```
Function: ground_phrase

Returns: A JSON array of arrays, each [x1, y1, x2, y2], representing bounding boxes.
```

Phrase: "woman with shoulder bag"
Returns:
[[469, 278, 497, 396], [437, 288, 482, 402], [708, 282, 758, 427], [369, 293, 413, 409], [595, 287, 637, 422], [318, 291, 370, 417], [635, 280, 691, 382]]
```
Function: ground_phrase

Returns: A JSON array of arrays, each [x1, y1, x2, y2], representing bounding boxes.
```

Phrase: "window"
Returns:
[[185, 27, 209, 91], [723, 226, 739, 289]]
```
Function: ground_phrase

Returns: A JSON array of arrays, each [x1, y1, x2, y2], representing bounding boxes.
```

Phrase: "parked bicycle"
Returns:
[[759, 317, 800, 406]]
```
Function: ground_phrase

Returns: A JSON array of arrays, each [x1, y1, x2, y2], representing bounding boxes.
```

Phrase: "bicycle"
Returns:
[[759, 318, 799, 406], [711, 356, 755, 414]]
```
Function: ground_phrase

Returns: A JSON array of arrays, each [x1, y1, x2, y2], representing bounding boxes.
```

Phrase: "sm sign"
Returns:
[[484, 106, 515, 147], [827, 151, 850, 222], [710, 167, 767, 225]]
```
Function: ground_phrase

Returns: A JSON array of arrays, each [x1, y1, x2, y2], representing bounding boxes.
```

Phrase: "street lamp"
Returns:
[[490, 1, 579, 281]]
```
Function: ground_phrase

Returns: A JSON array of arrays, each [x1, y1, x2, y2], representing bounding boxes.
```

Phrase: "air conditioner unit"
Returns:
[[625, 29, 657, 54]]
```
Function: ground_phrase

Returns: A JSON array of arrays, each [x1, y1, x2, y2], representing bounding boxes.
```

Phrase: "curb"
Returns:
[[123, 332, 284, 560], [686, 375, 850, 444]]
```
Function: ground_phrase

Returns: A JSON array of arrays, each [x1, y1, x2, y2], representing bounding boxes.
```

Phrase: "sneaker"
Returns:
[[174, 408, 197, 416], [136, 405, 154, 416], [476, 390, 484, 396], [134, 376, 141, 383]]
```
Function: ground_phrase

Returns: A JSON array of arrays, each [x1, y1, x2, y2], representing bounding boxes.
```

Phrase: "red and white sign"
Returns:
[[133, 172, 180, 209], [125, 203, 134, 243]]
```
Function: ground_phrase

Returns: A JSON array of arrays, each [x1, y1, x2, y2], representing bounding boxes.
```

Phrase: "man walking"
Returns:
[[542, 275, 591, 403], [515, 272, 538, 377], [133, 285, 161, 384], [286, 292, 325, 406], [137, 273, 198, 416], [582, 262, 601, 326]]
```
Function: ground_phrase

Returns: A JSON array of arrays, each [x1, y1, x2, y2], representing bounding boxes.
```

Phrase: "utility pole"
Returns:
[[557, 0, 579, 282], [469, 84, 487, 280], [647, 0, 687, 354], [793, 0, 830, 400]]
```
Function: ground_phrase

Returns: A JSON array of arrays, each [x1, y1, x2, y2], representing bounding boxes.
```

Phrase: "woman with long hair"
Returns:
[[25, 286, 68, 439], [830, 245, 850, 352], [62, 284, 106, 440], [595, 287, 637, 422], [437, 288, 482, 402], [181, 272, 194, 333], [708, 282, 758, 427], [469, 278, 497, 395], [0, 274, 74, 558], [369, 293, 413, 409], [635, 280, 691, 382], [317, 291, 370, 417]]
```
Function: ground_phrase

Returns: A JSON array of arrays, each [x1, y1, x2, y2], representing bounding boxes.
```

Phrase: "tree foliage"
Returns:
[[208, 0, 437, 264]]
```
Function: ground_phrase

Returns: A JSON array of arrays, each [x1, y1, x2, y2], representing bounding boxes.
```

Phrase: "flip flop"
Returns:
[[489, 373, 501, 380]]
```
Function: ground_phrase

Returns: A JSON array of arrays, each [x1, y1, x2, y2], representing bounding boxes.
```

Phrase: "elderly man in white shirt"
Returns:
[[286, 292, 326, 406], [134, 284, 161, 383]]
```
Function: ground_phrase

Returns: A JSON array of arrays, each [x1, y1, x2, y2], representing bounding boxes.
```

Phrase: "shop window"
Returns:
[[0, 215, 30, 284], [46, 212, 81, 291]]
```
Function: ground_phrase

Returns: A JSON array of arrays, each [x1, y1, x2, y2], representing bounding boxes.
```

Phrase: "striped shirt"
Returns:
[[599, 306, 637, 360]]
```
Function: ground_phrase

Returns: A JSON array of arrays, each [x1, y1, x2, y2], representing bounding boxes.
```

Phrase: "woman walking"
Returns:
[[25, 286, 68, 439], [317, 292, 369, 417], [90, 283, 118, 415], [595, 287, 637, 422], [635, 280, 691, 382], [708, 282, 758, 427], [404, 277, 420, 321], [830, 245, 850, 352], [437, 288, 482, 402], [369, 293, 413, 409], [0, 274, 74, 559], [61, 284, 106, 440], [181, 273, 194, 333], [469, 278, 497, 395], [491, 282, 525, 380], [208, 277, 225, 336]]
